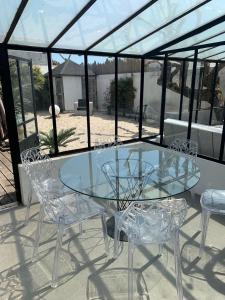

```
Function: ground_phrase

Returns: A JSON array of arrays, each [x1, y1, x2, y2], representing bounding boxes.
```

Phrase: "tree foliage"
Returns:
[[105, 77, 136, 116]]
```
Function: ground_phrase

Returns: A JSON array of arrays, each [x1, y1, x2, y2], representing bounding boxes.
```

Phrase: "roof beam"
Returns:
[[144, 14, 225, 57], [117, 0, 211, 54], [48, 0, 97, 48], [86, 0, 159, 51], [4, 0, 29, 44]]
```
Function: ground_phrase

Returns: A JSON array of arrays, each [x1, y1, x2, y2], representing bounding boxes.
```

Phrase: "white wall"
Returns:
[[63, 76, 82, 111]]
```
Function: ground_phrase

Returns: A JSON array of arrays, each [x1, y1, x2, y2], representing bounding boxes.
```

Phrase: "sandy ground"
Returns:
[[36, 111, 159, 152]]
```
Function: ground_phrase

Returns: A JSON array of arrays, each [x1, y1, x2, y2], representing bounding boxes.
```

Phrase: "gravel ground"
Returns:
[[36, 111, 159, 152]]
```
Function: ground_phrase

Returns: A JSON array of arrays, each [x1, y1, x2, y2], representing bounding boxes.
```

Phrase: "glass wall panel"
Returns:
[[117, 58, 140, 141], [92, 0, 205, 53], [163, 61, 193, 145], [163, 60, 192, 145], [0, 0, 21, 42], [190, 61, 223, 159], [19, 61, 35, 122], [55, 0, 149, 50], [9, 50, 54, 153], [87, 56, 115, 146], [142, 59, 162, 139], [122, 0, 225, 55], [9, 0, 89, 46], [51, 53, 88, 152]]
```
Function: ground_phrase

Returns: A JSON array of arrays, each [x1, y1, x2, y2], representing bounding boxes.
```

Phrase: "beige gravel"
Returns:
[[36, 112, 159, 152]]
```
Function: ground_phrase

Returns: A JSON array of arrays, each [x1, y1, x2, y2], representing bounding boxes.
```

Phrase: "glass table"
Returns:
[[59, 143, 200, 238]]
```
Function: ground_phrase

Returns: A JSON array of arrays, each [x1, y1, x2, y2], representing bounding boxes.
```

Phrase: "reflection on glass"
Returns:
[[26, 120, 36, 137], [92, 0, 205, 53], [142, 59, 161, 139], [55, 0, 149, 50], [9, 0, 89, 46], [19, 61, 35, 122], [123, 0, 225, 55], [117, 58, 140, 141], [88, 56, 115, 147]]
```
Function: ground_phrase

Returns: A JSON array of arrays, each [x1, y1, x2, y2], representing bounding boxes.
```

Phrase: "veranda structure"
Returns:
[[1, 0, 225, 203]]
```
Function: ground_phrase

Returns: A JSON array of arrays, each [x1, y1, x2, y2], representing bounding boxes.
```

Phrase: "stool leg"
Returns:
[[199, 209, 210, 258], [128, 241, 135, 300]]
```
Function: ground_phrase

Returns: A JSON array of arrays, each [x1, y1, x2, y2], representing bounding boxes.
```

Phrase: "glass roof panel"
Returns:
[[0, 0, 21, 42], [166, 22, 225, 51], [169, 50, 195, 59], [55, 0, 149, 50], [91, 0, 206, 53], [197, 32, 225, 46], [9, 0, 90, 47], [122, 0, 225, 55], [198, 46, 225, 59], [207, 52, 225, 60]]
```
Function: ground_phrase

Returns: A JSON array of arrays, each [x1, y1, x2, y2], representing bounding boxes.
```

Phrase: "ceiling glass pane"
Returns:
[[55, 0, 149, 50], [91, 0, 206, 53], [122, 0, 225, 55], [9, 0, 90, 47], [0, 0, 21, 42], [198, 46, 225, 59], [166, 22, 225, 51], [208, 52, 225, 60], [169, 50, 195, 58], [197, 32, 225, 46]]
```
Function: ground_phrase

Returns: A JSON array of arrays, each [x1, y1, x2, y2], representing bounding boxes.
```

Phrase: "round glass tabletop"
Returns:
[[59, 144, 200, 201]]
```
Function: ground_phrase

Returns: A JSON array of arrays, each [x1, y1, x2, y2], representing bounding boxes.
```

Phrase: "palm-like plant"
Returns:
[[40, 127, 78, 153]]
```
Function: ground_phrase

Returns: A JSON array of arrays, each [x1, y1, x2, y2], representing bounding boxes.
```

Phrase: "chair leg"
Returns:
[[173, 230, 183, 300], [158, 244, 164, 255], [25, 189, 32, 224], [199, 209, 210, 258], [128, 241, 135, 300], [32, 205, 45, 261], [101, 213, 109, 256], [51, 224, 64, 288], [79, 223, 83, 234], [113, 218, 121, 259]]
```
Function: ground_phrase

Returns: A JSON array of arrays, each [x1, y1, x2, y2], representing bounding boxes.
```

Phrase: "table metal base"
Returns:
[[106, 216, 128, 242]]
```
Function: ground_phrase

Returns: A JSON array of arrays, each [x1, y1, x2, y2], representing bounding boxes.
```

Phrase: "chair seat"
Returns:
[[42, 178, 73, 196], [201, 189, 225, 213], [44, 194, 105, 225]]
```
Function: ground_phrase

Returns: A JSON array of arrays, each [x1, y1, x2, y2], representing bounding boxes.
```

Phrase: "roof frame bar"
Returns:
[[144, 14, 225, 57], [48, 0, 97, 48], [117, 0, 211, 54], [86, 0, 159, 51], [4, 0, 29, 44]]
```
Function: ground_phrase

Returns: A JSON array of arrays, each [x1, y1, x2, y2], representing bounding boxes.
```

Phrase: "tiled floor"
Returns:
[[0, 193, 224, 299]]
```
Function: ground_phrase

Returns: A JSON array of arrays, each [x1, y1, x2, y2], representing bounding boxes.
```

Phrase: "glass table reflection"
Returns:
[[59, 144, 200, 239], [59, 144, 200, 202]]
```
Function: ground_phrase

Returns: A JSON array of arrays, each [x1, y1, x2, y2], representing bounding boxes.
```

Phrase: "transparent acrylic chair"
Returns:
[[20, 147, 72, 224], [169, 138, 198, 162], [114, 198, 187, 300], [30, 167, 109, 288], [199, 189, 225, 258]]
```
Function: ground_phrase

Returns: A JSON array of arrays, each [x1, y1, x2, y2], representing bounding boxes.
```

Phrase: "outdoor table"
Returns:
[[59, 144, 200, 238]]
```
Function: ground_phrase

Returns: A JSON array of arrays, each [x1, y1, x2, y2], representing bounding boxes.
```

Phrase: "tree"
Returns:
[[32, 66, 49, 110], [105, 77, 136, 116]]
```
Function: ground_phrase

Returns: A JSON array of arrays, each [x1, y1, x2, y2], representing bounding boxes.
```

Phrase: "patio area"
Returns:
[[0, 192, 225, 300], [37, 112, 159, 151]]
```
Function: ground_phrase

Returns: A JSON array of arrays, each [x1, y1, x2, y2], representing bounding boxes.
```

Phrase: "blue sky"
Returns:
[[52, 53, 109, 65]]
